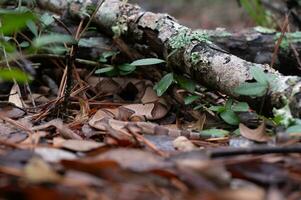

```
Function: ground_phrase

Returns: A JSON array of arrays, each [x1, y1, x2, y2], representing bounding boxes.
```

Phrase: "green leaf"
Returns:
[[201, 129, 229, 138], [184, 95, 199, 105], [42, 46, 67, 55], [220, 110, 240, 125], [250, 67, 269, 85], [225, 99, 233, 110], [234, 82, 268, 97], [95, 66, 114, 74], [0, 68, 31, 83], [209, 105, 225, 113], [40, 13, 54, 27], [19, 41, 30, 48], [130, 58, 165, 66], [26, 20, 38, 37], [98, 51, 118, 63], [118, 64, 136, 72], [0, 10, 36, 35], [0, 39, 16, 53], [32, 34, 76, 49], [154, 73, 174, 96], [175, 75, 196, 92], [232, 102, 249, 112], [286, 125, 301, 134]]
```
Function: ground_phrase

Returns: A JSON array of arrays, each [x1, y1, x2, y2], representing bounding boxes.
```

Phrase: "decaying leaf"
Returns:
[[24, 157, 62, 183], [59, 139, 105, 152], [173, 136, 197, 151], [239, 122, 270, 142], [32, 119, 82, 140], [8, 83, 24, 108], [34, 147, 77, 162]]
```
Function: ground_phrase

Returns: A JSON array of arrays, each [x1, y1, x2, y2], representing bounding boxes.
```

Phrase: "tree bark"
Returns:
[[32, 0, 301, 122]]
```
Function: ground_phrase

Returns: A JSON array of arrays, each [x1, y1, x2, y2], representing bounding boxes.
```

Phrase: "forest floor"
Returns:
[[0, 1, 301, 200]]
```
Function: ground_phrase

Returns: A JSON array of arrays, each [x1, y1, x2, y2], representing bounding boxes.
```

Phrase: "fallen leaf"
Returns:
[[24, 157, 62, 183], [32, 119, 82, 140], [8, 83, 24, 108], [60, 139, 105, 152], [34, 147, 77, 162], [0, 102, 25, 118], [239, 122, 270, 142], [173, 136, 197, 151]]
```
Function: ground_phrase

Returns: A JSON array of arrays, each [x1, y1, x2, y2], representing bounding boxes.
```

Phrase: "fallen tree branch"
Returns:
[[29, 0, 301, 120]]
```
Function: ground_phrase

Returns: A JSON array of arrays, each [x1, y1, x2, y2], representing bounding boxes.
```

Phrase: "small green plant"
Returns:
[[95, 56, 165, 76], [239, 0, 273, 27], [154, 73, 196, 96], [209, 99, 249, 125], [234, 67, 273, 97]]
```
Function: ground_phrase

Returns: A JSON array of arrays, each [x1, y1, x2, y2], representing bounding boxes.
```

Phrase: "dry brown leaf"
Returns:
[[9, 83, 24, 108], [0, 120, 28, 143], [0, 102, 25, 118], [60, 139, 105, 152], [173, 136, 197, 151], [23, 157, 62, 183], [239, 122, 270, 142], [32, 119, 82, 140], [34, 147, 77, 162], [65, 148, 171, 172]]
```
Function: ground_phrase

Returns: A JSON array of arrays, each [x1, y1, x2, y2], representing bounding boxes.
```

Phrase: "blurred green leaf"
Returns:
[[209, 105, 225, 113], [98, 51, 118, 63], [0, 39, 16, 53], [32, 34, 76, 49], [287, 125, 301, 134], [95, 66, 114, 74], [118, 64, 136, 72], [40, 13, 54, 27], [0, 68, 31, 83], [26, 20, 38, 37], [184, 95, 199, 105], [220, 110, 240, 125], [201, 129, 229, 138], [154, 73, 174, 96], [131, 58, 165, 66], [175, 75, 196, 92], [250, 67, 269, 85], [234, 82, 268, 97], [232, 102, 249, 112], [0, 10, 36, 35]]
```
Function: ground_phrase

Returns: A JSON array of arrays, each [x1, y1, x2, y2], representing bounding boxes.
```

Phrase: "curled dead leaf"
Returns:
[[173, 136, 197, 151], [239, 122, 270, 142]]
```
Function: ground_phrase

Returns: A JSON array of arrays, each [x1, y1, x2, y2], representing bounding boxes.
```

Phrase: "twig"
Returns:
[[270, 13, 290, 68], [209, 145, 301, 158]]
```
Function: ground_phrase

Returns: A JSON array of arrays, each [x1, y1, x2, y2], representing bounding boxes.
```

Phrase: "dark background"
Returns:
[[130, 0, 253, 30]]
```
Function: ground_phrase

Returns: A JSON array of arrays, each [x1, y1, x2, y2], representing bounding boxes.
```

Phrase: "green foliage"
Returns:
[[0, 68, 31, 83], [130, 58, 165, 66], [32, 34, 76, 49], [98, 51, 118, 63], [95, 57, 165, 77], [209, 99, 249, 125], [95, 66, 115, 74], [154, 73, 174, 96], [234, 67, 272, 97], [0, 9, 36, 35], [276, 32, 301, 50], [184, 95, 199, 105], [201, 129, 229, 138], [286, 125, 301, 134], [239, 0, 273, 27], [174, 75, 196, 93]]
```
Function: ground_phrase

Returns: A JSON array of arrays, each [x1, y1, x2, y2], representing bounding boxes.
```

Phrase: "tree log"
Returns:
[[30, 0, 301, 123]]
